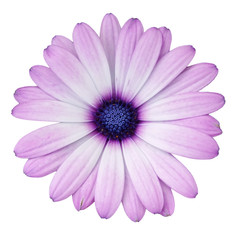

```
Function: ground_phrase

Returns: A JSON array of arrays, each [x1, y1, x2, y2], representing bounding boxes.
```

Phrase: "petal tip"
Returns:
[[51, 35, 58, 43], [44, 45, 50, 52], [159, 26, 171, 33], [49, 190, 59, 202], [191, 191, 198, 198], [72, 197, 82, 211], [49, 186, 57, 202], [190, 45, 196, 52], [43, 46, 50, 57], [161, 211, 172, 217], [50, 196, 56, 202], [131, 18, 141, 24], [213, 64, 218, 71], [23, 167, 31, 177], [105, 12, 114, 17], [13, 91, 19, 101], [13, 149, 18, 157], [11, 106, 16, 116]]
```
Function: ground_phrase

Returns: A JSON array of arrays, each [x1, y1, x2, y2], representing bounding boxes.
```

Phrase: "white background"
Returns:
[[0, 0, 236, 239]]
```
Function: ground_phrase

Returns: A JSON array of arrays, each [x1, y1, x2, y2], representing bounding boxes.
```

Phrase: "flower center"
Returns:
[[94, 99, 139, 140]]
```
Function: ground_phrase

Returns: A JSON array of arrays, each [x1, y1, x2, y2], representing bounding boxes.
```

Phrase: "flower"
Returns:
[[12, 13, 225, 222]]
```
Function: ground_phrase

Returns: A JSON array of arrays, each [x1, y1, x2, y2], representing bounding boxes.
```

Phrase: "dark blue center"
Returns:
[[94, 99, 139, 140]]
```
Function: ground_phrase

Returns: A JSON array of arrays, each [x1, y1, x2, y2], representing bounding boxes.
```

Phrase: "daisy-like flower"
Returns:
[[13, 13, 225, 221]]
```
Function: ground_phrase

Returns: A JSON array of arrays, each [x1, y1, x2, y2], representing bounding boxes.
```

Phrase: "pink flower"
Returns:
[[12, 13, 224, 221]]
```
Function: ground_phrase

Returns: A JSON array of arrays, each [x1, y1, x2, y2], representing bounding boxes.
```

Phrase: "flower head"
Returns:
[[13, 13, 225, 221]]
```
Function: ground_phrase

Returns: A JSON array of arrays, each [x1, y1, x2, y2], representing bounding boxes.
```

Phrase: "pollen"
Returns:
[[93, 99, 139, 140]]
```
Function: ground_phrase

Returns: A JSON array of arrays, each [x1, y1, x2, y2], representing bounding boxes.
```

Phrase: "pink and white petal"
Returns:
[[73, 23, 112, 97], [152, 63, 218, 101], [122, 169, 146, 222], [50, 134, 106, 202], [14, 122, 94, 158], [100, 13, 121, 90], [44, 45, 100, 107], [24, 137, 87, 177], [134, 137, 198, 198], [95, 141, 124, 218], [115, 18, 143, 96], [158, 27, 172, 58], [160, 181, 175, 217], [122, 28, 162, 101], [12, 100, 92, 122], [122, 138, 163, 213], [51, 35, 77, 57], [169, 115, 222, 137], [14, 86, 54, 103], [139, 92, 225, 121], [134, 45, 195, 106], [73, 163, 99, 211], [136, 122, 219, 159], [30, 65, 85, 107]]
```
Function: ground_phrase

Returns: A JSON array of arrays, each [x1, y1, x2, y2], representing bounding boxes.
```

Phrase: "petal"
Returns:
[[151, 63, 218, 100], [24, 138, 87, 177], [50, 134, 106, 201], [72, 163, 99, 211], [134, 137, 198, 198], [115, 18, 143, 95], [168, 115, 222, 137], [134, 45, 195, 106], [136, 122, 219, 159], [158, 27, 172, 58], [122, 138, 163, 213], [30, 65, 85, 107], [44, 45, 100, 107], [95, 141, 124, 218], [139, 92, 225, 121], [100, 13, 121, 91], [51, 35, 77, 57], [160, 181, 175, 217], [122, 169, 146, 222], [14, 86, 54, 103], [12, 100, 92, 122], [122, 28, 162, 101], [14, 122, 94, 158], [73, 23, 112, 97]]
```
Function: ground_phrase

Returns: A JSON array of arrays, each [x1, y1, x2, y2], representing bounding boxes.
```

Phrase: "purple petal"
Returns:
[[168, 115, 222, 137], [44, 45, 100, 107], [95, 141, 124, 218], [160, 181, 175, 217], [100, 13, 121, 91], [115, 18, 143, 96], [51, 35, 77, 57], [73, 23, 112, 98], [14, 122, 94, 158], [122, 138, 163, 213], [30, 65, 85, 107], [14, 86, 54, 103], [139, 92, 225, 121], [24, 138, 86, 177], [134, 137, 198, 198], [136, 122, 219, 159], [122, 28, 162, 101], [134, 45, 195, 106], [152, 63, 218, 100], [122, 168, 145, 222], [72, 163, 99, 211], [158, 27, 172, 58], [12, 100, 92, 122], [49, 134, 106, 201]]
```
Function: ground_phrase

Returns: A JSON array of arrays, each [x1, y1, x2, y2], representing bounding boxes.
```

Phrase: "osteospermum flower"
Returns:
[[13, 13, 225, 221]]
